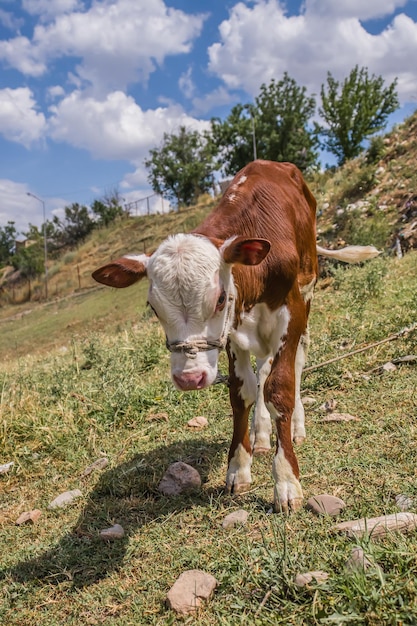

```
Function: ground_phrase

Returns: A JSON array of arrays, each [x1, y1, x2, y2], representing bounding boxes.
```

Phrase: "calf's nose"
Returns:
[[173, 371, 207, 391]]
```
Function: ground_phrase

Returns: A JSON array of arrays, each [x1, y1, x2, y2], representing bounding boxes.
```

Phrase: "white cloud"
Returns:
[[305, 0, 409, 20], [47, 85, 65, 99], [1, 0, 206, 94], [0, 35, 46, 75], [0, 179, 57, 232], [179, 67, 195, 99], [191, 86, 238, 115], [0, 87, 46, 147], [23, 0, 84, 19], [208, 0, 417, 103], [47, 90, 211, 163], [0, 8, 24, 31]]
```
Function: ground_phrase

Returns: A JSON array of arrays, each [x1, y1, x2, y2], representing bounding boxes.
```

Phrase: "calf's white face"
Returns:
[[92, 233, 271, 391], [146, 234, 234, 390]]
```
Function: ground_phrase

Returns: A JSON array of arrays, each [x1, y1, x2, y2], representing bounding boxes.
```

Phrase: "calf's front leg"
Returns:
[[225, 345, 256, 493]]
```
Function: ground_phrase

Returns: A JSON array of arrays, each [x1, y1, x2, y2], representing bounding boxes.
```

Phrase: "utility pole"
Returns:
[[27, 192, 48, 300]]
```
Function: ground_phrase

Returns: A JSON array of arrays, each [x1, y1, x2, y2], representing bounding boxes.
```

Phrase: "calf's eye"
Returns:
[[216, 290, 227, 312]]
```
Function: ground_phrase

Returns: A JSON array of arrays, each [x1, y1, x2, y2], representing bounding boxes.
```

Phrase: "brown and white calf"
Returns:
[[93, 160, 378, 513]]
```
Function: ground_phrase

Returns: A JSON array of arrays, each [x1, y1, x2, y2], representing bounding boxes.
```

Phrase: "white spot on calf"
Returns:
[[237, 175, 247, 186], [231, 345, 257, 408], [231, 303, 290, 358]]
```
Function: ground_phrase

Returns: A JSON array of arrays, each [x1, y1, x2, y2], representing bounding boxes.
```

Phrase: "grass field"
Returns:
[[1, 250, 417, 625]]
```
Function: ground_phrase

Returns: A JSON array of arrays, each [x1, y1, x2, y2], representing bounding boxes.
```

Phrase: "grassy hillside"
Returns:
[[310, 111, 417, 253]]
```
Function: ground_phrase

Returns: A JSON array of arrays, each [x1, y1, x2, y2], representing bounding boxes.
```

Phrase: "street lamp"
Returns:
[[27, 192, 48, 299]]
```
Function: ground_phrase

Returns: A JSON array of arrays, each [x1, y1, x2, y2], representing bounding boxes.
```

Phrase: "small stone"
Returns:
[[345, 547, 381, 573], [146, 412, 169, 422], [81, 457, 109, 477], [301, 396, 316, 405], [158, 462, 201, 496], [306, 494, 346, 517], [48, 489, 83, 509], [167, 569, 217, 615], [187, 415, 208, 429], [294, 570, 329, 587], [395, 494, 413, 511], [99, 523, 125, 541], [0, 461, 14, 474], [382, 361, 397, 372], [321, 413, 360, 423], [321, 399, 337, 413], [15, 509, 42, 525], [222, 509, 249, 529]]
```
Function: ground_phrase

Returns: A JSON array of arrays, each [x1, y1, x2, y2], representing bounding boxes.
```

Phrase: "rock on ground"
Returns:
[[81, 457, 109, 477], [167, 569, 217, 615], [0, 461, 14, 474], [334, 512, 417, 538], [158, 462, 201, 496], [15, 509, 42, 525], [396, 494, 413, 511], [222, 509, 249, 529], [294, 571, 329, 587], [48, 489, 83, 509], [99, 524, 125, 541], [187, 415, 208, 429], [306, 494, 346, 516], [345, 547, 382, 573]]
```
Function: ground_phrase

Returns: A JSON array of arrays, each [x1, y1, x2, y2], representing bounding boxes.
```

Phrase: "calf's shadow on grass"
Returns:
[[1, 438, 270, 588]]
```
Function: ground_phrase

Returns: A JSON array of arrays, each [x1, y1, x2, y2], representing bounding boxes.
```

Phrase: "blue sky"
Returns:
[[1, 0, 417, 232]]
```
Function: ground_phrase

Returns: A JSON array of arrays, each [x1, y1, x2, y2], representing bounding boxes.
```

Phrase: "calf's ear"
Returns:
[[92, 255, 149, 288], [221, 237, 271, 266]]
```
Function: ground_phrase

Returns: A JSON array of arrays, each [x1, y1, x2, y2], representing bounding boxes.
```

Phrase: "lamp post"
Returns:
[[27, 192, 48, 300]]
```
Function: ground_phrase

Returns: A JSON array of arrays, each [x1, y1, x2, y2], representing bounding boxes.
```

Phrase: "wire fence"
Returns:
[[124, 193, 170, 216]]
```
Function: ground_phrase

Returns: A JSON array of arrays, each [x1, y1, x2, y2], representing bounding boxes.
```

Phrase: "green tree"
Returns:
[[317, 65, 399, 165], [12, 244, 44, 280], [0, 221, 17, 264], [53, 203, 94, 248], [255, 74, 318, 171], [209, 73, 318, 177], [144, 126, 219, 208], [210, 104, 254, 178], [91, 188, 124, 227]]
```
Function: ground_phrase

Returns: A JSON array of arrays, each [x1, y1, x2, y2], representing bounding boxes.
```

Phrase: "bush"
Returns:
[[366, 135, 386, 164]]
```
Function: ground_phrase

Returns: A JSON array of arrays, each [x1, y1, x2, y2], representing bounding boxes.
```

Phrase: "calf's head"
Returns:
[[92, 234, 270, 390]]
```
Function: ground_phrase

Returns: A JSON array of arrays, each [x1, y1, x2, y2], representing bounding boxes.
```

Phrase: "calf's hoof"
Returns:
[[274, 497, 304, 514], [225, 481, 251, 495], [293, 436, 305, 446], [253, 445, 271, 456]]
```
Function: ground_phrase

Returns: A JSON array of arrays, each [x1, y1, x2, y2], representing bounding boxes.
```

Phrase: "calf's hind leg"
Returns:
[[265, 306, 306, 513]]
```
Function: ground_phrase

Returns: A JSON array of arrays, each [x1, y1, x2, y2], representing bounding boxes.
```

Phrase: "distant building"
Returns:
[[15, 239, 36, 253]]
